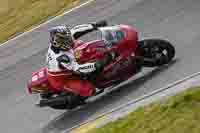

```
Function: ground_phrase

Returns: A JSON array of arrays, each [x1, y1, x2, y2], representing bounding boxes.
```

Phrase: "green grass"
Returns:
[[0, 0, 79, 43], [88, 87, 200, 133]]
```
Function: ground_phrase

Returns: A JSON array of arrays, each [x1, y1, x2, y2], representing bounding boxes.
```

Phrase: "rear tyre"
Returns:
[[139, 39, 175, 67]]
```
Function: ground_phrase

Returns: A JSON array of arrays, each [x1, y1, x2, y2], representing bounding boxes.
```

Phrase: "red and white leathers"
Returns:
[[46, 24, 98, 96]]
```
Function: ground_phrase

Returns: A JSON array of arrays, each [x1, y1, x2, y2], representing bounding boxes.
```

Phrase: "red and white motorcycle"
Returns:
[[27, 24, 175, 109]]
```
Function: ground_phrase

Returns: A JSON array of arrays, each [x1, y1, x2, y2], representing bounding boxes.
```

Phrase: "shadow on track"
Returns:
[[40, 59, 178, 133]]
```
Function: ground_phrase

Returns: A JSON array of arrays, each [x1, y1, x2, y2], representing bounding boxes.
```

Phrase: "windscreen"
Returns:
[[100, 26, 125, 47]]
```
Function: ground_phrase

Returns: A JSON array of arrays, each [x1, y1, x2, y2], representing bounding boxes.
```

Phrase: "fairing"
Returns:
[[27, 68, 50, 94]]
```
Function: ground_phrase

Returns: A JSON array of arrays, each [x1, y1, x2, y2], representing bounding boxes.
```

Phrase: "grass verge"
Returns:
[[88, 86, 200, 133], [0, 0, 80, 43]]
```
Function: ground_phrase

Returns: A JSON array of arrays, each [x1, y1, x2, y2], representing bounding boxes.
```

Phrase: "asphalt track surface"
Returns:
[[1, 0, 200, 132]]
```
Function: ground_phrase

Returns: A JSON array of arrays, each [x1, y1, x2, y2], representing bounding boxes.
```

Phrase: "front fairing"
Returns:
[[99, 25, 125, 47], [73, 25, 139, 88]]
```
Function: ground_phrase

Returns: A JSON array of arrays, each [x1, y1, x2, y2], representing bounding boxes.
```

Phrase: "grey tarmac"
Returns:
[[0, 0, 200, 133]]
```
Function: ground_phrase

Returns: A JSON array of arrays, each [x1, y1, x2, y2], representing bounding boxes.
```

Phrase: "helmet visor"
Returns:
[[54, 34, 73, 50]]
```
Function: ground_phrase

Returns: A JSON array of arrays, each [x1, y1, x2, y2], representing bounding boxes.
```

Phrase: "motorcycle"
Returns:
[[27, 24, 175, 110]]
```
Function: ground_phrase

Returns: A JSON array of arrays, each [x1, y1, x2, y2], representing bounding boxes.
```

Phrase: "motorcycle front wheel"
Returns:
[[138, 39, 175, 67]]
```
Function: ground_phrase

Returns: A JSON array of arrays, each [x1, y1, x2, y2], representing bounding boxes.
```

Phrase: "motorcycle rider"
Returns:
[[40, 21, 116, 108]]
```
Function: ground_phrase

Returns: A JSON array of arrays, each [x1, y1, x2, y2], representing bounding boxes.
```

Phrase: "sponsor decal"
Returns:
[[79, 65, 94, 70]]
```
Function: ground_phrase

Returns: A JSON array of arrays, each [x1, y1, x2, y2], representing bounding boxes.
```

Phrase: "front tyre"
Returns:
[[139, 39, 175, 67]]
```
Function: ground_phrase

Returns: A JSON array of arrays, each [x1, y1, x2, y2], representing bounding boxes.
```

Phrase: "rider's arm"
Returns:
[[56, 53, 115, 78], [56, 54, 97, 74], [71, 20, 108, 39], [71, 24, 95, 39]]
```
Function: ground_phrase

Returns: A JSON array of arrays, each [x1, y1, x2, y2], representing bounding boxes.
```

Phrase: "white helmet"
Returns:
[[50, 26, 74, 51]]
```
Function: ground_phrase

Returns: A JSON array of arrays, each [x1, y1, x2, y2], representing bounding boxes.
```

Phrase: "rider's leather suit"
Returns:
[[46, 24, 112, 95]]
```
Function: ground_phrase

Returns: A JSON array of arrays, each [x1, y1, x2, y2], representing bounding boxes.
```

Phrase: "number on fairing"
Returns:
[[38, 71, 44, 78], [32, 71, 45, 82], [32, 75, 38, 82]]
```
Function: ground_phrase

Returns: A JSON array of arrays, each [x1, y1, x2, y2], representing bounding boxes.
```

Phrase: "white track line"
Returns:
[[1, 0, 95, 47]]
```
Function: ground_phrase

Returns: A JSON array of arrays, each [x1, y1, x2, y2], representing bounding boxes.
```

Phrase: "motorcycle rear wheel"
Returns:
[[139, 39, 175, 67]]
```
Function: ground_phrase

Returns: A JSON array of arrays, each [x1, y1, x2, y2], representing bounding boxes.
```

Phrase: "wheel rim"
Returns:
[[151, 45, 169, 63]]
